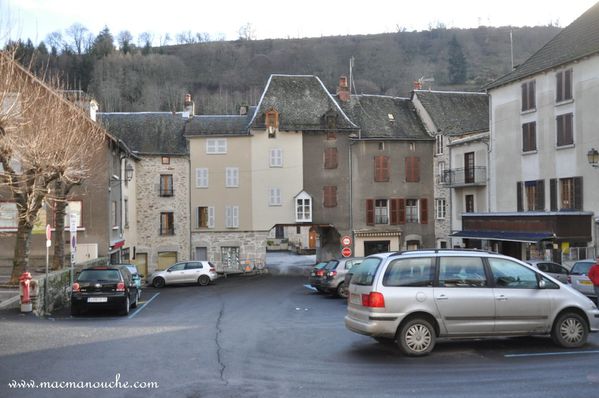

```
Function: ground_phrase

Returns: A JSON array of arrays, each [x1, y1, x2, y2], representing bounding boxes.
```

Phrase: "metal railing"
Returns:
[[439, 166, 487, 187]]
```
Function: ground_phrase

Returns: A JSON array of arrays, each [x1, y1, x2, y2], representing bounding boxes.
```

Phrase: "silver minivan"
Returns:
[[345, 250, 599, 356]]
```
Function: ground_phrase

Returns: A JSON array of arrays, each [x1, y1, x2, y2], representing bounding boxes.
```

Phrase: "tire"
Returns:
[[551, 312, 588, 348], [336, 282, 348, 299], [397, 318, 436, 356], [120, 296, 130, 316], [198, 275, 210, 286], [152, 277, 165, 288]]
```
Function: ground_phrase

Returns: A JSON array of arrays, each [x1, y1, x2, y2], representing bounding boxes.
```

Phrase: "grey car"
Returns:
[[320, 257, 363, 298], [569, 260, 596, 299], [526, 260, 569, 284], [148, 261, 218, 288], [345, 250, 599, 356]]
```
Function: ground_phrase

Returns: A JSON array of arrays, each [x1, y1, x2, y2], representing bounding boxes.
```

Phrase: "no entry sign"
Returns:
[[342, 247, 352, 257], [341, 235, 352, 247]]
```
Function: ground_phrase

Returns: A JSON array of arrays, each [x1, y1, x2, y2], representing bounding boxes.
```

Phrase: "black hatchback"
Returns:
[[71, 265, 139, 316]]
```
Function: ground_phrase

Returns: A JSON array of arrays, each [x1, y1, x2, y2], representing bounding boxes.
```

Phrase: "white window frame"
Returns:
[[197, 206, 215, 228], [438, 161, 446, 182], [269, 148, 283, 167], [0, 202, 18, 230], [196, 168, 208, 188], [225, 206, 239, 228], [295, 192, 312, 222], [206, 138, 227, 154], [435, 198, 446, 219], [269, 188, 282, 206], [225, 167, 239, 187], [435, 135, 444, 155], [406, 199, 419, 223]]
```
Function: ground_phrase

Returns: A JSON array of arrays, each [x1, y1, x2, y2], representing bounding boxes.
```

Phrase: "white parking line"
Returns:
[[505, 350, 599, 358], [304, 284, 317, 292], [128, 293, 160, 319]]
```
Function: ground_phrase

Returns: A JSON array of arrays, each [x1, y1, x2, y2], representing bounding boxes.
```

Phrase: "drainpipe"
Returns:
[[349, 130, 360, 256]]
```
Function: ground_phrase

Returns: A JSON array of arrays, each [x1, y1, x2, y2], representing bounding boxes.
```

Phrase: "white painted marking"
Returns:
[[304, 284, 317, 292], [505, 350, 599, 358], [128, 293, 160, 319]]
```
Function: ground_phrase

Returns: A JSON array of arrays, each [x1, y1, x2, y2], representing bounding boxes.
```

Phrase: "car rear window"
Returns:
[[78, 269, 121, 282], [383, 257, 434, 287], [324, 260, 339, 270], [571, 261, 593, 275], [351, 258, 382, 286]]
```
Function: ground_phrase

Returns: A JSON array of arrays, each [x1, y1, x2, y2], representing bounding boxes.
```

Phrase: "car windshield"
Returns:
[[77, 269, 121, 282], [572, 261, 594, 275], [324, 260, 339, 270], [351, 257, 382, 286]]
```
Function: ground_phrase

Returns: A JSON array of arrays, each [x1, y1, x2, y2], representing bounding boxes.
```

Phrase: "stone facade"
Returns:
[[135, 155, 190, 273], [191, 231, 268, 272]]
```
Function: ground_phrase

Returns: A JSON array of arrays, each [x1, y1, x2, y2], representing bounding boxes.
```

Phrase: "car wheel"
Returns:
[[198, 275, 210, 286], [551, 312, 588, 348], [397, 318, 436, 356], [152, 277, 165, 288], [120, 296, 130, 316], [336, 282, 348, 299]]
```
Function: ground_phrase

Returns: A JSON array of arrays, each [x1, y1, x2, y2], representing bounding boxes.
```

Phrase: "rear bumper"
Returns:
[[344, 313, 398, 338]]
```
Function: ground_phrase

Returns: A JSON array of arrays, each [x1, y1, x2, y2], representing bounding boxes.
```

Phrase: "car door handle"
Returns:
[[436, 295, 448, 301], [496, 295, 508, 301]]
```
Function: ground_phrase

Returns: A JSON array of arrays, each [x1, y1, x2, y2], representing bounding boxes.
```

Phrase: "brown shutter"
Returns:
[[536, 180, 545, 211], [382, 156, 389, 181], [366, 199, 375, 226], [374, 156, 389, 182], [517, 182, 523, 212], [550, 178, 557, 211], [566, 113, 573, 145], [405, 157, 420, 182], [398, 199, 406, 224], [324, 147, 338, 169], [324, 186, 337, 208], [529, 81, 536, 109], [565, 69, 572, 100], [420, 198, 428, 224], [521, 83, 527, 111], [390, 198, 399, 225], [574, 177, 583, 210], [556, 71, 563, 102]]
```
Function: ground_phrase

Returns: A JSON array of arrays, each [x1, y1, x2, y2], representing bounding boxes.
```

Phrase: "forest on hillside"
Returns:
[[7, 25, 561, 114]]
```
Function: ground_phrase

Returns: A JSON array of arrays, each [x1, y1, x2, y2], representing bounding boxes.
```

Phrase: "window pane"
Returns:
[[489, 258, 538, 289], [383, 258, 434, 287], [438, 257, 487, 287]]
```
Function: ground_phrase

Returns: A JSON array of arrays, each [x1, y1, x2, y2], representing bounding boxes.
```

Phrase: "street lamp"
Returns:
[[587, 148, 599, 168], [125, 162, 134, 181]]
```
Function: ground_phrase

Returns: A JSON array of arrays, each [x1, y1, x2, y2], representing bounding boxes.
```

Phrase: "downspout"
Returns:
[[349, 132, 359, 255]]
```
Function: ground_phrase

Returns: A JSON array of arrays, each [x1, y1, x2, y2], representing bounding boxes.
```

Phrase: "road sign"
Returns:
[[341, 235, 352, 247], [341, 247, 352, 257], [45, 224, 51, 240], [69, 213, 78, 233]]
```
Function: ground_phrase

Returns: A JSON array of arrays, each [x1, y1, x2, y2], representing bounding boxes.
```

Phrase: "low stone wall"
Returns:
[[32, 257, 108, 316]]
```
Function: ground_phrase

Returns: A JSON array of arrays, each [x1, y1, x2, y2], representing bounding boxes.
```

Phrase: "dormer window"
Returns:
[[295, 191, 312, 223], [265, 108, 279, 138]]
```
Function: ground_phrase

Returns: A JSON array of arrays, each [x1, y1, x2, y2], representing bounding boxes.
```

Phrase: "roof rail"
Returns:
[[389, 248, 497, 257]]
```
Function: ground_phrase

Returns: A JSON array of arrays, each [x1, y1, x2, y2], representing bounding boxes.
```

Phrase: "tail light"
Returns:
[[361, 292, 385, 308], [72, 283, 80, 292], [316, 270, 324, 277], [116, 282, 125, 292], [210, 266, 216, 273], [327, 271, 337, 277]]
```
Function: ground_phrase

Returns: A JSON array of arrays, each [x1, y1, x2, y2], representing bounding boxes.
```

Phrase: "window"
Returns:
[[225, 206, 239, 228], [186, 262, 203, 270], [324, 147, 338, 169], [160, 212, 174, 235], [405, 156, 420, 182], [160, 174, 174, 196], [406, 199, 418, 223], [112, 201, 118, 227], [435, 198, 446, 219], [63, 201, 82, 228], [489, 258, 538, 289], [464, 152, 475, 184], [196, 168, 208, 188], [522, 122, 536, 152], [556, 69, 572, 102], [206, 138, 227, 154], [197, 206, 215, 228], [269, 148, 283, 167], [438, 257, 487, 287], [269, 188, 281, 206], [522, 180, 545, 211], [374, 155, 389, 182], [221, 246, 240, 268], [383, 257, 434, 287], [435, 135, 443, 155], [124, 199, 129, 228], [438, 161, 446, 183], [465, 195, 474, 213], [375, 199, 388, 224], [225, 167, 239, 187], [161, 156, 170, 165], [266, 108, 279, 138], [521, 80, 536, 111], [560, 177, 583, 210], [0, 202, 18, 229], [556, 113, 573, 147], [296, 194, 312, 222], [323, 186, 337, 208]]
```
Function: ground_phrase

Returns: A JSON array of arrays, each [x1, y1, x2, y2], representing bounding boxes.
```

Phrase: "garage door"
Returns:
[[132, 253, 148, 281], [157, 251, 177, 270]]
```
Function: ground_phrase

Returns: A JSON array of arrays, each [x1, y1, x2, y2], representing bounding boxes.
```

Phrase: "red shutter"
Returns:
[[324, 148, 338, 169], [366, 199, 374, 226], [420, 198, 428, 224], [382, 156, 389, 181], [374, 156, 389, 182], [398, 199, 406, 224], [324, 186, 337, 208], [390, 198, 399, 225], [405, 157, 420, 182]]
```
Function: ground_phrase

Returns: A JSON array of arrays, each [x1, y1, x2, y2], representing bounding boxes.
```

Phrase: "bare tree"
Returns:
[[238, 23, 256, 41], [66, 23, 89, 55], [117, 30, 133, 54], [0, 51, 104, 283], [176, 31, 197, 44]]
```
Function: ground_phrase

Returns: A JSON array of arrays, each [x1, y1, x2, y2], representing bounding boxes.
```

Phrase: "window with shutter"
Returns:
[[375, 199, 388, 224], [556, 113, 573, 147], [405, 157, 420, 182], [366, 199, 374, 226], [517, 182, 523, 212], [522, 122, 536, 152], [556, 69, 573, 102], [398, 199, 406, 224], [521, 80, 536, 111], [550, 179, 557, 211], [269, 148, 283, 167], [390, 198, 399, 225], [196, 168, 208, 188], [323, 186, 337, 207], [324, 147, 338, 169], [420, 198, 428, 224], [374, 156, 389, 182]]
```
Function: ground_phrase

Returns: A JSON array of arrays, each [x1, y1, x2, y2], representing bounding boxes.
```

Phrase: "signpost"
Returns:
[[341, 235, 352, 247], [44, 224, 51, 315], [341, 246, 352, 257], [69, 214, 78, 286]]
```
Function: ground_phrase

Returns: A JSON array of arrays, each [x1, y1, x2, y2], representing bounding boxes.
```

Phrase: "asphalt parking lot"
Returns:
[[1, 269, 599, 398]]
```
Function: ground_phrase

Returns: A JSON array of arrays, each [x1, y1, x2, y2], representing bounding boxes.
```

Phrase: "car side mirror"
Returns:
[[538, 279, 546, 289], [167, 269, 172, 273]]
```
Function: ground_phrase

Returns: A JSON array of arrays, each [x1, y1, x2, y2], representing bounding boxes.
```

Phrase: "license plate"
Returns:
[[87, 297, 108, 303], [579, 280, 592, 286], [350, 293, 361, 305]]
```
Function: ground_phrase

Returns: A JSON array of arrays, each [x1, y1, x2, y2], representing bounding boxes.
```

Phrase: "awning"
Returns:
[[451, 230, 554, 243], [110, 240, 125, 249]]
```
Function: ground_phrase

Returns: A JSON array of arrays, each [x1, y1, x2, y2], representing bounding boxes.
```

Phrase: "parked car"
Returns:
[[71, 265, 139, 316], [109, 263, 144, 302], [526, 260, 569, 284], [345, 249, 599, 356], [318, 257, 363, 298], [569, 260, 596, 299], [148, 261, 218, 288], [343, 252, 396, 298], [307, 262, 328, 291]]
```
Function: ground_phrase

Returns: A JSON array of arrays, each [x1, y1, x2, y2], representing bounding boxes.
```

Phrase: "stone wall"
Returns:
[[191, 231, 268, 272]]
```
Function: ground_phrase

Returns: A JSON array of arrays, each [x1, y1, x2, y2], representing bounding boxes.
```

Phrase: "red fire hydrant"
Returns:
[[19, 272, 33, 313]]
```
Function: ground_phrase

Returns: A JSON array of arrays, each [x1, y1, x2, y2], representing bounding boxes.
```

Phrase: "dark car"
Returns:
[[71, 265, 139, 316], [308, 262, 329, 292]]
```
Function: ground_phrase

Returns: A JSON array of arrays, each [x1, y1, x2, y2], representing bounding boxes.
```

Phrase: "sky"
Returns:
[[1, 0, 598, 45]]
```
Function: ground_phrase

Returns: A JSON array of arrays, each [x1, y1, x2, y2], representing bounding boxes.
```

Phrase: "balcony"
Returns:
[[159, 188, 174, 197], [159, 227, 175, 236], [439, 166, 487, 187]]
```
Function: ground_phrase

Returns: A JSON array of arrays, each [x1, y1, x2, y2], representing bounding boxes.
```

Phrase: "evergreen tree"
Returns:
[[447, 35, 467, 84], [91, 26, 115, 59]]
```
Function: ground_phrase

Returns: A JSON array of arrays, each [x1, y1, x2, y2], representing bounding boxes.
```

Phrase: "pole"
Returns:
[[44, 241, 49, 315]]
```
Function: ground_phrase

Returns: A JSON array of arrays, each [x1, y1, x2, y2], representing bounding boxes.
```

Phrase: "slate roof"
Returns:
[[98, 112, 188, 155], [249, 75, 358, 131], [336, 95, 431, 140], [184, 109, 255, 137], [413, 90, 489, 135], [486, 2, 599, 89]]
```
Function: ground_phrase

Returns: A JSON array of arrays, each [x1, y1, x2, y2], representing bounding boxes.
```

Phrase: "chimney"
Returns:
[[413, 81, 422, 90], [183, 93, 195, 116], [336, 75, 350, 102]]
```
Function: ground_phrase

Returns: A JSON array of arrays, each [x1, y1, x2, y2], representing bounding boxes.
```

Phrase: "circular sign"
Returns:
[[341, 247, 352, 257], [45, 224, 52, 240], [341, 235, 352, 247]]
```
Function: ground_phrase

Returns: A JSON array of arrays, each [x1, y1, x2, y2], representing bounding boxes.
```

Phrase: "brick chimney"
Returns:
[[336, 75, 350, 102], [183, 93, 195, 116], [413, 80, 423, 90]]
